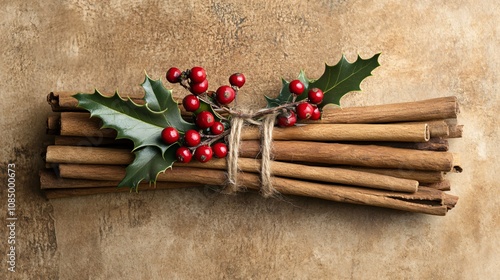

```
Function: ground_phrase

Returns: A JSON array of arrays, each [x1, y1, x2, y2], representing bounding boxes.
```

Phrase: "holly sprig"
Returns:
[[266, 53, 381, 108], [74, 53, 380, 190]]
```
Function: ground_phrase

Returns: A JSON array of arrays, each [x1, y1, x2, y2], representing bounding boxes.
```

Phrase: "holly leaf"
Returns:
[[74, 90, 171, 154], [304, 53, 380, 108], [116, 76, 229, 190], [113, 75, 195, 190], [142, 73, 167, 111], [196, 98, 225, 121], [265, 70, 309, 108], [118, 145, 178, 190], [141, 74, 195, 132]]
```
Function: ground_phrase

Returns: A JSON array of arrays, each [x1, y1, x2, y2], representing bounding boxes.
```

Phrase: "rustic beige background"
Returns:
[[1, 0, 498, 279]]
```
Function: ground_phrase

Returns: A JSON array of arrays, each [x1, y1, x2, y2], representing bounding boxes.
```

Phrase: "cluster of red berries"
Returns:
[[166, 66, 245, 110], [276, 80, 323, 127], [162, 66, 246, 163]]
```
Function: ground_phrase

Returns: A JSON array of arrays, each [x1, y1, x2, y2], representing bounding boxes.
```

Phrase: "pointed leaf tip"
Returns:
[[311, 53, 380, 108], [118, 145, 178, 190]]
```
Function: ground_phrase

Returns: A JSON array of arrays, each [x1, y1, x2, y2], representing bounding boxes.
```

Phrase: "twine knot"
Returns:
[[225, 110, 277, 197]]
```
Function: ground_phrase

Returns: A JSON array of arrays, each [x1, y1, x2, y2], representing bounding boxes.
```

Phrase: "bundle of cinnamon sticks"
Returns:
[[42, 92, 463, 215]]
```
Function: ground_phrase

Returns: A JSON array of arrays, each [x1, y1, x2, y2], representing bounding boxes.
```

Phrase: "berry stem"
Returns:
[[179, 79, 191, 91], [226, 99, 308, 121], [189, 129, 230, 151], [200, 132, 225, 139], [232, 85, 239, 108], [200, 95, 221, 109]]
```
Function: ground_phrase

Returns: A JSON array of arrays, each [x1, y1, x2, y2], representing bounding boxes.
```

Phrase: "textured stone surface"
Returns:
[[1, 0, 498, 279]]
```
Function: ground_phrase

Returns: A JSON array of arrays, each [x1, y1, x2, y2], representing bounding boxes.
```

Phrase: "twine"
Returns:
[[259, 113, 277, 197], [225, 110, 277, 197], [226, 113, 245, 193]]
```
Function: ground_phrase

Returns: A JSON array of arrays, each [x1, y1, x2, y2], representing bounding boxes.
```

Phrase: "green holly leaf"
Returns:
[[141, 74, 195, 131], [301, 53, 380, 108], [196, 98, 225, 121], [114, 75, 196, 190], [265, 70, 309, 108], [118, 145, 178, 190], [74, 90, 171, 154], [142, 73, 168, 112]]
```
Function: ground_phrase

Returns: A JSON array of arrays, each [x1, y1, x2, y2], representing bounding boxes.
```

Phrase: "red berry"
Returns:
[[184, 130, 201, 147], [296, 103, 314, 119], [194, 145, 213, 163], [289, 80, 305, 95], [189, 66, 206, 83], [161, 127, 179, 144], [176, 147, 192, 163], [310, 105, 321, 120], [308, 88, 324, 104], [190, 79, 208, 95], [196, 111, 215, 129], [182, 95, 200, 112], [210, 121, 225, 135], [215, 85, 236, 105], [277, 110, 297, 127], [212, 142, 228, 158], [166, 67, 182, 83], [229, 73, 246, 88]]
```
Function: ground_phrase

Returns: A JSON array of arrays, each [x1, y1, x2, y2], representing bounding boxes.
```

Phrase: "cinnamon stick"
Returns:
[[348, 167, 444, 184], [421, 180, 451, 191], [400, 120, 449, 138], [46, 145, 134, 165], [60, 112, 117, 138], [428, 121, 463, 139], [265, 176, 455, 215], [349, 138, 449, 151], [240, 141, 459, 171], [46, 113, 60, 135], [448, 125, 464, 138], [425, 120, 450, 138], [51, 133, 449, 152], [58, 112, 431, 143], [39, 169, 201, 190], [46, 142, 460, 172], [443, 193, 459, 210], [240, 123, 430, 142], [43, 188, 133, 199], [54, 136, 131, 147], [41, 185, 204, 199], [40, 169, 122, 189], [442, 119, 464, 139], [45, 143, 460, 172], [57, 159, 420, 193], [313, 96, 459, 123], [208, 159, 420, 193]]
